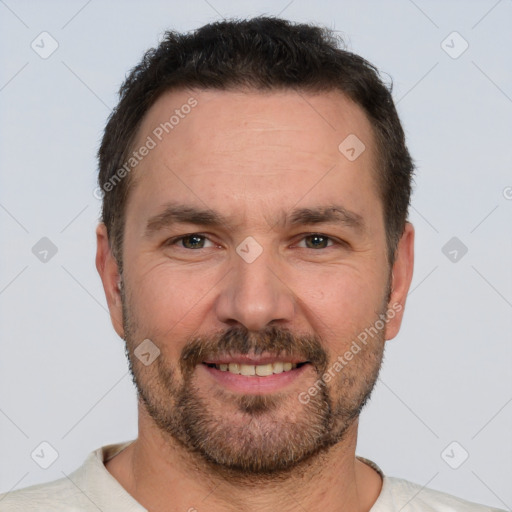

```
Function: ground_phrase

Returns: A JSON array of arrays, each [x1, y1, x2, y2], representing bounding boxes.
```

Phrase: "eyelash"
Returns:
[[164, 233, 346, 250]]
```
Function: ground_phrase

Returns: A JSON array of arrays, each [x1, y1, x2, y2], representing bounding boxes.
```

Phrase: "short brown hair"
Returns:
[[98, 16, 414, 269]]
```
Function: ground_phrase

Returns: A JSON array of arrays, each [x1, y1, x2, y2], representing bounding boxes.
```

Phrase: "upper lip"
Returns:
[[202, 354, 308, 365]]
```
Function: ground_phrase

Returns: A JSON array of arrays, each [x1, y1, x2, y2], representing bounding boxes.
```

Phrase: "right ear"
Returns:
[[95, 223, 124, 338]]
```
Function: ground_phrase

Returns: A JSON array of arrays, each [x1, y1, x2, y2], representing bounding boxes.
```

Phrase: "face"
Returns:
[[97, 88, 414, 476]]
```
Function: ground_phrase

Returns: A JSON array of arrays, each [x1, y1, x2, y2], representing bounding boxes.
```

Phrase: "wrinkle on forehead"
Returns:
[[125, 88, 382, 239]]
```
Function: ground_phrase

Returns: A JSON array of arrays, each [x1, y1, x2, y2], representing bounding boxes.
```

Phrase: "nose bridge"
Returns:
[[215, 247, 295, 330]]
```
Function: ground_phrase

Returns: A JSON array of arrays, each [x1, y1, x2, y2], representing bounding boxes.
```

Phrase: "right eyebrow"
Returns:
[[145, 203, 234, 236]]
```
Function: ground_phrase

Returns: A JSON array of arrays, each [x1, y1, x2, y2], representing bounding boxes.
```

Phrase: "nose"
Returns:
[[214, 249, 296, 331]]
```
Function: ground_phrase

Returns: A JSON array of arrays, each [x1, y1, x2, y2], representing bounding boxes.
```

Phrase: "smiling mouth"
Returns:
[[202, 361, 310, 377]]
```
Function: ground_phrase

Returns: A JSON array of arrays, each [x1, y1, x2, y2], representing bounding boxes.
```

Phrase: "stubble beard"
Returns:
[[121, 285, 387, 478]]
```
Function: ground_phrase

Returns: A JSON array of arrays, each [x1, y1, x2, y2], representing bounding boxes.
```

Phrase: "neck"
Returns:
[[106, 408, 382, 512]]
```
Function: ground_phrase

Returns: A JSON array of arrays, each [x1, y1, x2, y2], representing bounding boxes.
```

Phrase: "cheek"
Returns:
[[295, 267, 387, 352], [124, 260, 220, 340], [123, 243, 389, 359]]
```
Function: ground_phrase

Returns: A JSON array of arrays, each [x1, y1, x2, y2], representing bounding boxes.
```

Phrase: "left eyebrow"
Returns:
[[283, 205, 366, 233]]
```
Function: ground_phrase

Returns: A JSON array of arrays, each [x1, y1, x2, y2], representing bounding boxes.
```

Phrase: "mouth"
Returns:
[[202, 361, 309, 376], [199, 355, 312, 394]]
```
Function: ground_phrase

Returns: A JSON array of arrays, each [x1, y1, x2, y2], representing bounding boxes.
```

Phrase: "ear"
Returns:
[[385, 222, 414, 341], [95, 223, 124, 338]]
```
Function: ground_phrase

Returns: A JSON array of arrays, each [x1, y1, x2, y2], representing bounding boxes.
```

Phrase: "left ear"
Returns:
[[385, 222, 414, 340]]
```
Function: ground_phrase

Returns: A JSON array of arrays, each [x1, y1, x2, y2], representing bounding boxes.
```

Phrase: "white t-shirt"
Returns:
[[0, 440, 504, 511]]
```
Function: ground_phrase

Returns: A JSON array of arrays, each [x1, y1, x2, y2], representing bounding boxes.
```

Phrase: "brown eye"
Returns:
[[300, 234, 333, 249], [167, 234, 215, 249], [181, 235, 206, 249]]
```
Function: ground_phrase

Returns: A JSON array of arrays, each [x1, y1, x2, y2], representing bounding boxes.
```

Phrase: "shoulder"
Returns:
[[0, 475, 88, 511], [374, 476, 506, 512], [0, 441, 136, 512]]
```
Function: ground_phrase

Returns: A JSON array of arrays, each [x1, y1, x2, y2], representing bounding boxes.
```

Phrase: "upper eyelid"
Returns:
[[166, 232, 344, 248], [166, 233, 215, 246]]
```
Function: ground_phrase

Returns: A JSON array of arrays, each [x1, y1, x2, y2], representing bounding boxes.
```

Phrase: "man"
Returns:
[[0, 17, 503, 512]]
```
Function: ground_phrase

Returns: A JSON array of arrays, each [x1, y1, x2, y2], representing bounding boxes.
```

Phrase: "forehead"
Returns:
[[134, 87, 376, 165], [126, 88, 381, 228]]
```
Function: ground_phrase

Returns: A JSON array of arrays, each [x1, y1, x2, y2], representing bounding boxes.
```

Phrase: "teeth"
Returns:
[[255, 363, 273, 376], [240, 364, 255, 376], [215, 362, 300, 376], [273, 362, 284, 374], [228, 363, 240, 374]]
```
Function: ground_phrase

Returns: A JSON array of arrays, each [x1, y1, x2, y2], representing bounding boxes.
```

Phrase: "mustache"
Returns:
[[180, 325, 328, 376]]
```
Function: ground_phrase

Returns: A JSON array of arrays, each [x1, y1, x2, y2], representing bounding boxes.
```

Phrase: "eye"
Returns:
[[296, 234, 335, 249], [166, 234, 216, 249], [165, 233, 344, 252]]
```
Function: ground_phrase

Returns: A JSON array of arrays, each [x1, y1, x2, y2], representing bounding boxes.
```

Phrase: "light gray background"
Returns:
[[1, 0, 511, 508]]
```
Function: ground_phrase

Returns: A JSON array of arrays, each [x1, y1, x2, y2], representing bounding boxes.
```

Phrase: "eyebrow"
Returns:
[[145, 203, 365, 236]]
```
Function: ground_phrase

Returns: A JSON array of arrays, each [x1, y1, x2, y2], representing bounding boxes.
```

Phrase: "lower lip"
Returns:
[[198, 363, 311, 394]]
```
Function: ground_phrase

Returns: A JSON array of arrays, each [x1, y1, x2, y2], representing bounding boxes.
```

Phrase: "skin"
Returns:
[[96, 88, 414, 512]]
